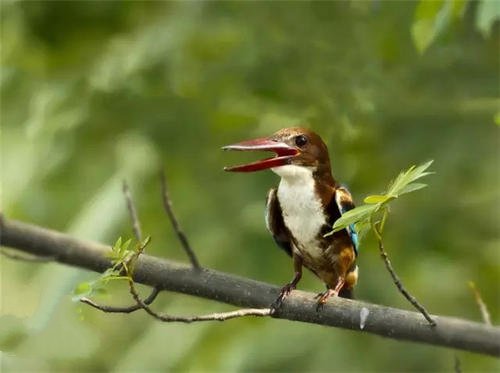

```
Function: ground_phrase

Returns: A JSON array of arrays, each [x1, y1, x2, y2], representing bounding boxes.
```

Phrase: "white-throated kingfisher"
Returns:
[[223, 127, 359, 306]]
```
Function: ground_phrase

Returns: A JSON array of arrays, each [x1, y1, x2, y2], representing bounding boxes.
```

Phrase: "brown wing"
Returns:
[[265, 188, 292, 257]]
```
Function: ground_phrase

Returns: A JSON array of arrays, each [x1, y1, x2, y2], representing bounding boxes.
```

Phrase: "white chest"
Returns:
[[273, 165, 327, 259]]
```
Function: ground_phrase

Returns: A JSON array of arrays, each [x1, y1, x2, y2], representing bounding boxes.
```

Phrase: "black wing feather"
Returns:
[[265, 188, 293, 257]]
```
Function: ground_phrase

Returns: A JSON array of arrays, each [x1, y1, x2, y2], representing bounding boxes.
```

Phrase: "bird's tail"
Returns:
[[339, 286, 354, 299]]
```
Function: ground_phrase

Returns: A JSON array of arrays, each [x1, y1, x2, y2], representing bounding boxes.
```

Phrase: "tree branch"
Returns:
[[75, 181, 162, 314], [0, 248, 54, 262], [122, 180, 143, 243], [469, 281, 492, 326], [372, 212, 436, 326], [125, 266, 272, 322], [79, 288, 160, 313], [120, 179, 269, 322], [1, 216, 499, 357], [160, 169, 200, 269]]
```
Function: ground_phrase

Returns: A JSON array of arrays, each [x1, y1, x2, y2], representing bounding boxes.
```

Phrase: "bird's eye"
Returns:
[[295, 135, 308, 147]]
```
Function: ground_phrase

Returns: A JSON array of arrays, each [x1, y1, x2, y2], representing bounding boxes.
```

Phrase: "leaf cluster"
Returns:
[[72, 236, 149, 301], [327, 160, 434, 238]]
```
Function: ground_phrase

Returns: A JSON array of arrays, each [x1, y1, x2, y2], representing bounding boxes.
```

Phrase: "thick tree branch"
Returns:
[[0, 248, 53, 262], [1, 216, 499, 357]]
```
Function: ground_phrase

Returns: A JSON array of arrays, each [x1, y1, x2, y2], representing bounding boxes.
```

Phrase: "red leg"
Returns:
[[316, 277, 345, 305]]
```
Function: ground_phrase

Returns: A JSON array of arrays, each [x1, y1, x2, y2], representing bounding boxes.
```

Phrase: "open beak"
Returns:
[[222, 137, 299, 172]]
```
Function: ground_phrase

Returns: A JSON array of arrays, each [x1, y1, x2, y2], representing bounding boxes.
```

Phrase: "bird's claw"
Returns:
[[314, 289, 337, 311], [271, 283, 296, 309]]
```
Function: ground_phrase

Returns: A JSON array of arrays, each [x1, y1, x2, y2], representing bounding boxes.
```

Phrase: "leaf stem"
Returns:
[[379, 208, 388, 234]]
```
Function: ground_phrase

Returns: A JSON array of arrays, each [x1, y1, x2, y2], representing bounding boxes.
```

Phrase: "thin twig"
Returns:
[[122, 185, 270, 323], [454, 282, 492, 373], [0, 248, 54, 262], [123, 231, 273, 323], [79, 288, 160, 313], [371, 216, 436, 326], [79, 181, 161, 313], [122, 181, 143, 242], [469, 281, 492, 326], [160, 169, 201, 269], [125, 260, 271, 323]]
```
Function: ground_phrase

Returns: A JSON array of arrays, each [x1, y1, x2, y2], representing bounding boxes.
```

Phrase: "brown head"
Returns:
[[223, 127, 333, 182]]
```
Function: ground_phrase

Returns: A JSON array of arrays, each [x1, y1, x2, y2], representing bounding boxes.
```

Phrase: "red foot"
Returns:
[[315, 278, 345, 309], [315, 289, 338, 305]]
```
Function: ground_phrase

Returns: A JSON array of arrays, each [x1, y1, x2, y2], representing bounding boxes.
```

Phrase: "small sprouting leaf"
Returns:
[[112, 237, 123, 252], [364, 195, 389, 204], [139, 236, 152, 251], [107, 236, 136, 263], [75, 233, 147, 303], [74, 282, 92, 295], [101, 267, 121, 278], [72, 282, 93, 301], [121, 238, 132, 252]]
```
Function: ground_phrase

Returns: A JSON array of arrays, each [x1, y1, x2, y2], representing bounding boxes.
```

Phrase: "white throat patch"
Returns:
[[273, 165, 326, 259]]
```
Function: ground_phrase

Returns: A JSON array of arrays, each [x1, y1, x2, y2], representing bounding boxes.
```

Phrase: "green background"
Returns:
[[1, 1, 499, 371]]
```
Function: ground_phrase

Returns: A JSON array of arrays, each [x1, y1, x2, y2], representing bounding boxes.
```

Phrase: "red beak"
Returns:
[[222, 137, 299, 172]]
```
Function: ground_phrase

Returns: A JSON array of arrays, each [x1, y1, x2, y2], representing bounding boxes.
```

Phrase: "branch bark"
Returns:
[[1, 216, 499, 357]]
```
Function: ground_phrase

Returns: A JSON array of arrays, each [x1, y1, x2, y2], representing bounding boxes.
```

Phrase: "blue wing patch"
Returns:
[[335, 186, 359, 257], [347, 224, 359, 256]]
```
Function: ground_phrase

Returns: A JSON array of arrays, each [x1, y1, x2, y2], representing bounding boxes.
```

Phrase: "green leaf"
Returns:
[[398, 183, 428, 196], [475, 0, 500, 37], [330, 204, 378, 233], [410, 160, 434, 180], [72, 282, 93, 301], [364, 194, 389, 204], [354, 220, 371, 241], [412, 0, 445, 53], [107, 236, 136, 263], [327, 160, 434, 240], [387, 160, 433, 197], [411, 0, 467, 54], [121, 238, 132, 253]]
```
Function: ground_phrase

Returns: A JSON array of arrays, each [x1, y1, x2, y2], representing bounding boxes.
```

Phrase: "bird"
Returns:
[[223, 127, 359, 306]]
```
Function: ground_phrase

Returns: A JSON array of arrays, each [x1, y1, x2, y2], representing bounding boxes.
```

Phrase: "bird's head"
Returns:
[[223, 127, 332, 177]]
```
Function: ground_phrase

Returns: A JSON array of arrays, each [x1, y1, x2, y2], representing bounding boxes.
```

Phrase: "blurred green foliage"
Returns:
[[1, 1, 499, 372]]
